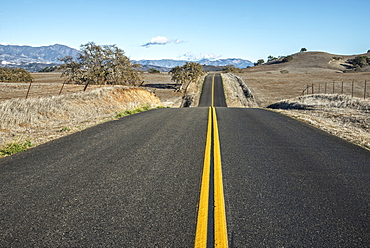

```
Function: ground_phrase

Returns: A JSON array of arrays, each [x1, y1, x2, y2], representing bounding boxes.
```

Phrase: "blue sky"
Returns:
[[1, 0, 369, 62]]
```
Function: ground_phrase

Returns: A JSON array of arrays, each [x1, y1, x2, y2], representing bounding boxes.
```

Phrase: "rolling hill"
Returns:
[[245, 51, 370, 73]]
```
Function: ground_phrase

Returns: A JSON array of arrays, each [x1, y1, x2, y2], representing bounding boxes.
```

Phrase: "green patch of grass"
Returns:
[[115, 105, 151, 118], [114, 105, 168, 119], [60, 127, 71, 132], [0, 140, 33, 156]]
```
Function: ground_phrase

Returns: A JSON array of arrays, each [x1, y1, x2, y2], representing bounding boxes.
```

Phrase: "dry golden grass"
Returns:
[[234, 51, 370, 150], [239, 72, 370, 107], [271, 94, 370, 150], [0, 86, 161, 149]]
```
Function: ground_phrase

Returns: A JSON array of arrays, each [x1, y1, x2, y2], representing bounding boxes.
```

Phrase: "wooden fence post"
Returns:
[[352, 80, 354, 98], [59, 81, 66, 95], [341, 81, 344, 95], [332, 81, 335, 94], [365, 80, 367, 99], [26, 81, 32, 99]]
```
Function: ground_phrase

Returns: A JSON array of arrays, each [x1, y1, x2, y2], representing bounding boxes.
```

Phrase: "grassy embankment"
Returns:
[[0, 86, 162, 157]]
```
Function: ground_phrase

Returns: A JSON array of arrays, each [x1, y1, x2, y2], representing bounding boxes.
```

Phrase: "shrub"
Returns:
[[280, 70, 289, 74], [254, 59, 265, 66], [148, 68, 161, 74], [350, 56, 370, 68], [332, 56, 343, 60], [282, 56, 293, 62], [223, 65, 242, 73], [0, 67, 33, 83]]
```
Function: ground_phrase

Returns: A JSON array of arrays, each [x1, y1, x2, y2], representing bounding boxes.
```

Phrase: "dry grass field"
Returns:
[[237, 52, 370, 150], [241, 51, 370, 107], [239, 72, 370, 107]]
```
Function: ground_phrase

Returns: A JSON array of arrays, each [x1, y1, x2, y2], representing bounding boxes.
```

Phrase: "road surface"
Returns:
[[1, 73, 369, 247]]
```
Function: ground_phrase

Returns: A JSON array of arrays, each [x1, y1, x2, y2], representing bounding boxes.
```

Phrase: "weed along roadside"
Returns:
[[0, 87, 163, 158], [0, 140, 33, 157]]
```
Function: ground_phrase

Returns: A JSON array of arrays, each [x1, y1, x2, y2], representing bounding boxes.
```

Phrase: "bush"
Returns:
[[223, 65, 242, 73], [350, 56, 370, 68], [332, 56, 343, 60], [280, 70, 289, 74], [254, 59, 265, 66], [148, 68, 161, 74], [282, 56, 293, 63], [0, 67, 33, 83]]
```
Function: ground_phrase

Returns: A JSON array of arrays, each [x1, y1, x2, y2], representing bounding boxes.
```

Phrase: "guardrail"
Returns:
[[302, 80, 368, 99]]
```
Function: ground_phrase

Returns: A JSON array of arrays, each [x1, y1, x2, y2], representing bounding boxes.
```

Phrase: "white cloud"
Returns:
[[179, 52, 222, 61], [142, 36, 184, 48]]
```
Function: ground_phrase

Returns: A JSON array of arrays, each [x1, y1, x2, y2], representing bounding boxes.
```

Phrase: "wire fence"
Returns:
[[302, 80, 368, 99], [0, 82, 104, 101]]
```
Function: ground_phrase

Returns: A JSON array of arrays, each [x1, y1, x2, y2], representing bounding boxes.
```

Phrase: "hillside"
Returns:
[[245, 51, 370, 73]]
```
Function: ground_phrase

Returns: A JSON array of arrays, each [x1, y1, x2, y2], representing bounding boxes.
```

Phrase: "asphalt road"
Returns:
[[198, 73, 227, 107], [1, 73, 370, 247]]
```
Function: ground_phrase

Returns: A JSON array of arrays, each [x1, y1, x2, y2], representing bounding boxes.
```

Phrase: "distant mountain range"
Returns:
[[0, 44, 253, 72], [0, 44, 80, 65], [134, 58, 253, 69]]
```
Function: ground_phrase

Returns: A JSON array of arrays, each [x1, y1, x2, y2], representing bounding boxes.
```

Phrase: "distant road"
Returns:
[[1, 73, 369, 247], [198, 73, 227, 107]]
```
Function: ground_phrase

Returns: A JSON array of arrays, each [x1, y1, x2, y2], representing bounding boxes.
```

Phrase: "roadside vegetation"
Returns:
[[0, 139, 33, 156], [0, 68, 33, 83], [169, 62, 204, 93], [0, 87, 162, 155], [222, 65, 243, 73]]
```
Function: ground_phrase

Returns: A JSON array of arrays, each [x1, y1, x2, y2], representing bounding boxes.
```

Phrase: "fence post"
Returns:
[[365, 80, 367, 99], [332, 81, 335, 94], [26, 81, 32, 99], [312, 84, 314, 94], [352, 80, 354, 98], [341, 81, 344, 95], [59, 81, 66, 95], [325, 82, 327, 94]]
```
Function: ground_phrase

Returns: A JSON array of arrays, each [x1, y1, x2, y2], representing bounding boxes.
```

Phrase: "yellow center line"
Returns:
[[211, 74, 215, 107], [195, 107, 212, 247], [195, 105, 228, 247], [212, 106, 228, 247]]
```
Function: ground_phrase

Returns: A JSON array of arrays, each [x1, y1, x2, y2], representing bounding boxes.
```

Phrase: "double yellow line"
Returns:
[[195, 86, 228, 246]]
